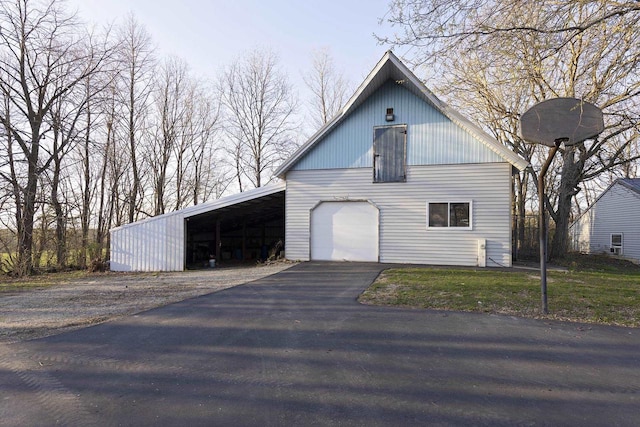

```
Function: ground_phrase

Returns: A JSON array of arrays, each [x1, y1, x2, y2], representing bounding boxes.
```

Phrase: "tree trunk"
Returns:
[[51, 157, 66, 269], [550, 146, 581, 259], [17, 130, 42, 276], [79, 104, 92, 268], [96, 119, 112, 257], [513, 171, 528, 258], [128, 77, 139, 224]]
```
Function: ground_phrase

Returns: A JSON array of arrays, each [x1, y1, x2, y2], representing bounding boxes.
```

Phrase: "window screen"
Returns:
[[373, 125, 406, 183], [611, 234, 623, 247]]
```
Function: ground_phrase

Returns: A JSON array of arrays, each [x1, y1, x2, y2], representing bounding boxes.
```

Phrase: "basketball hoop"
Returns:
[[520, 98, 604, 314]]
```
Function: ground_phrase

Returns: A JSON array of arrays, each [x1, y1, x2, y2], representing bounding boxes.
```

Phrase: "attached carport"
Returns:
[[185, 189, 284, 268], [110, 183, 285, 271]]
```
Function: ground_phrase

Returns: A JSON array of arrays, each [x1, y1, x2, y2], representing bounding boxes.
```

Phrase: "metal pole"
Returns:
[[538, 142, 560, 315]]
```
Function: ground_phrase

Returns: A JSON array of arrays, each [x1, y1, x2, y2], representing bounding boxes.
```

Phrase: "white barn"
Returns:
[[275, 51, 527, 267], [570, 178, 640, 263], [110, 51, 527, 271]]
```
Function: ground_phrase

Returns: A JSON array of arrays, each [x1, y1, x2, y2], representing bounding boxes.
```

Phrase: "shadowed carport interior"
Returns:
[[185, 190, 284, 268]]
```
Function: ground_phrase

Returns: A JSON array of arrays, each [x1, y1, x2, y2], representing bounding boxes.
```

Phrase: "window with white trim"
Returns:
[[610, 233, 623, 255], [427, 202, 472, 229]]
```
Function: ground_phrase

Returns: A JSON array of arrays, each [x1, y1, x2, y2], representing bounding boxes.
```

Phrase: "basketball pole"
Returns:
[[520, 98, 604, 315], [538, 139, 563, 315]]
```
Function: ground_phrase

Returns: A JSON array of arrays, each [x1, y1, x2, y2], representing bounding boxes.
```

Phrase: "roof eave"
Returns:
[[275, 51, 397, 178], [110, 182, 287, 233]]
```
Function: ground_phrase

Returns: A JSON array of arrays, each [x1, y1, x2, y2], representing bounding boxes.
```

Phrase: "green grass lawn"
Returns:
[[359, 255, 640, 327]]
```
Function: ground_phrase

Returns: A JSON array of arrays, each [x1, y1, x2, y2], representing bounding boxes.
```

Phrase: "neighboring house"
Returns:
[[570, 178, 640, 263], [110, 51, 527, 271], [275, 51, 527, 267]]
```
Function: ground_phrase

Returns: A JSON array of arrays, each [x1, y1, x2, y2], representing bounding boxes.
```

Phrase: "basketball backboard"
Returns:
[[520, 98, 604, 147]]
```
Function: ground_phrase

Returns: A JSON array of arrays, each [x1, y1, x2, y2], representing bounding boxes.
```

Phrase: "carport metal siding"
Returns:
[[285, 163, 512, 267], [292, 80, 504, 171], [110, 213, 185, 272], [109, 184, 286, 272]]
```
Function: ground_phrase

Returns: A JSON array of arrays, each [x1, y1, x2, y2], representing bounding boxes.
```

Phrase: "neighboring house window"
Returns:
[[427, 202, 472, 229], [611, 233, 623, 255], [373, 125, 407, 183]]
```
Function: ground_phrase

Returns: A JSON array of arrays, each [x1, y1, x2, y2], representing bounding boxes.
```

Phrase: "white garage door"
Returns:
[[310, 201, 379, 261]]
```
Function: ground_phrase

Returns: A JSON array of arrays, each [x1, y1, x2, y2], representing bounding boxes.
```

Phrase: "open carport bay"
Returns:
[[185, 190, 284, 268], [109, 184, 286, 271]]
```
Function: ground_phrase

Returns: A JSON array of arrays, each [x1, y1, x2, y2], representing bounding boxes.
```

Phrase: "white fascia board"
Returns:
[[571, 179, 640, 226], [182, 181, 286, 219], [389, 53, 529, 171], [441, 105, 530, 171]]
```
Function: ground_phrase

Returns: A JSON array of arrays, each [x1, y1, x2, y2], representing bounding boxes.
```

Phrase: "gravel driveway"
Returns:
[[0, 263, 293, 344]]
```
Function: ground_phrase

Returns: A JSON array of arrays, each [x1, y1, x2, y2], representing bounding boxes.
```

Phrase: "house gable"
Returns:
[[276, 51, 527, 178], [292, 80, 505, 171], [571, 179, 640, 262]]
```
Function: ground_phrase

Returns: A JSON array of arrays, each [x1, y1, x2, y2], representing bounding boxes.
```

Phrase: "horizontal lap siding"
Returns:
[[570, 211, 592, 253], [589, 184, 640, 262], [285, 163, 512, 267]]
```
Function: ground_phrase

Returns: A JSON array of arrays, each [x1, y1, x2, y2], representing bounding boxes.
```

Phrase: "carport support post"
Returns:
[[215, 219, 221, 263], [538, 141, 560, 315], [242, 222, 246, 261]]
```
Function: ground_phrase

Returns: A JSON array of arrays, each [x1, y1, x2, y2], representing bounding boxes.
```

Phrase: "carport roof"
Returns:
[[110, 182, 286, 232]]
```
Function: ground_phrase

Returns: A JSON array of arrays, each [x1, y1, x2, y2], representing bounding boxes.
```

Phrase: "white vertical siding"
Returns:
[[285, 163, 513, 267], [108, 184, 285, 272], [576, 183, 640, 262], [110, 213, 185, 272]]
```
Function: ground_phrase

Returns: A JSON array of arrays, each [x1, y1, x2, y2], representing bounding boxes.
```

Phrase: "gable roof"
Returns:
[[570, 178, 640, 227], [275, 51, 528, 178], [619, 178, 640, 194]]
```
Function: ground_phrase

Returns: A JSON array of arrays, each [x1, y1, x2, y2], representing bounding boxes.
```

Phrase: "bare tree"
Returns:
[[178, 80, 226, 207], [149, 56, 188, 215], [382, 0, 640, 258], [219, 49, 298, 189], [117, 14, 155, 223], [381, 0, 640, 59], [303, 48, 350, 130], [0, 0, 112, 275]]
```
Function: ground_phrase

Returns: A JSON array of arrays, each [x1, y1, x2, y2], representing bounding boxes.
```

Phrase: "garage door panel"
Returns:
[[311, 202, 378, 261]]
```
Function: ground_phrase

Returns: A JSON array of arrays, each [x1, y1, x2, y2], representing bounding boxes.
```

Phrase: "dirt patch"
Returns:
[[0, 263, 293, 344]]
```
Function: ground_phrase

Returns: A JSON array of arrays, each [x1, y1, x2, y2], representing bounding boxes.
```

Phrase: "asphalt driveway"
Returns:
[[1, 262, 639, 426]]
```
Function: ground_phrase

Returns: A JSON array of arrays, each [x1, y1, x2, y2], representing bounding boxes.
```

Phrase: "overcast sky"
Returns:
[[66, 0, 399, 100]]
